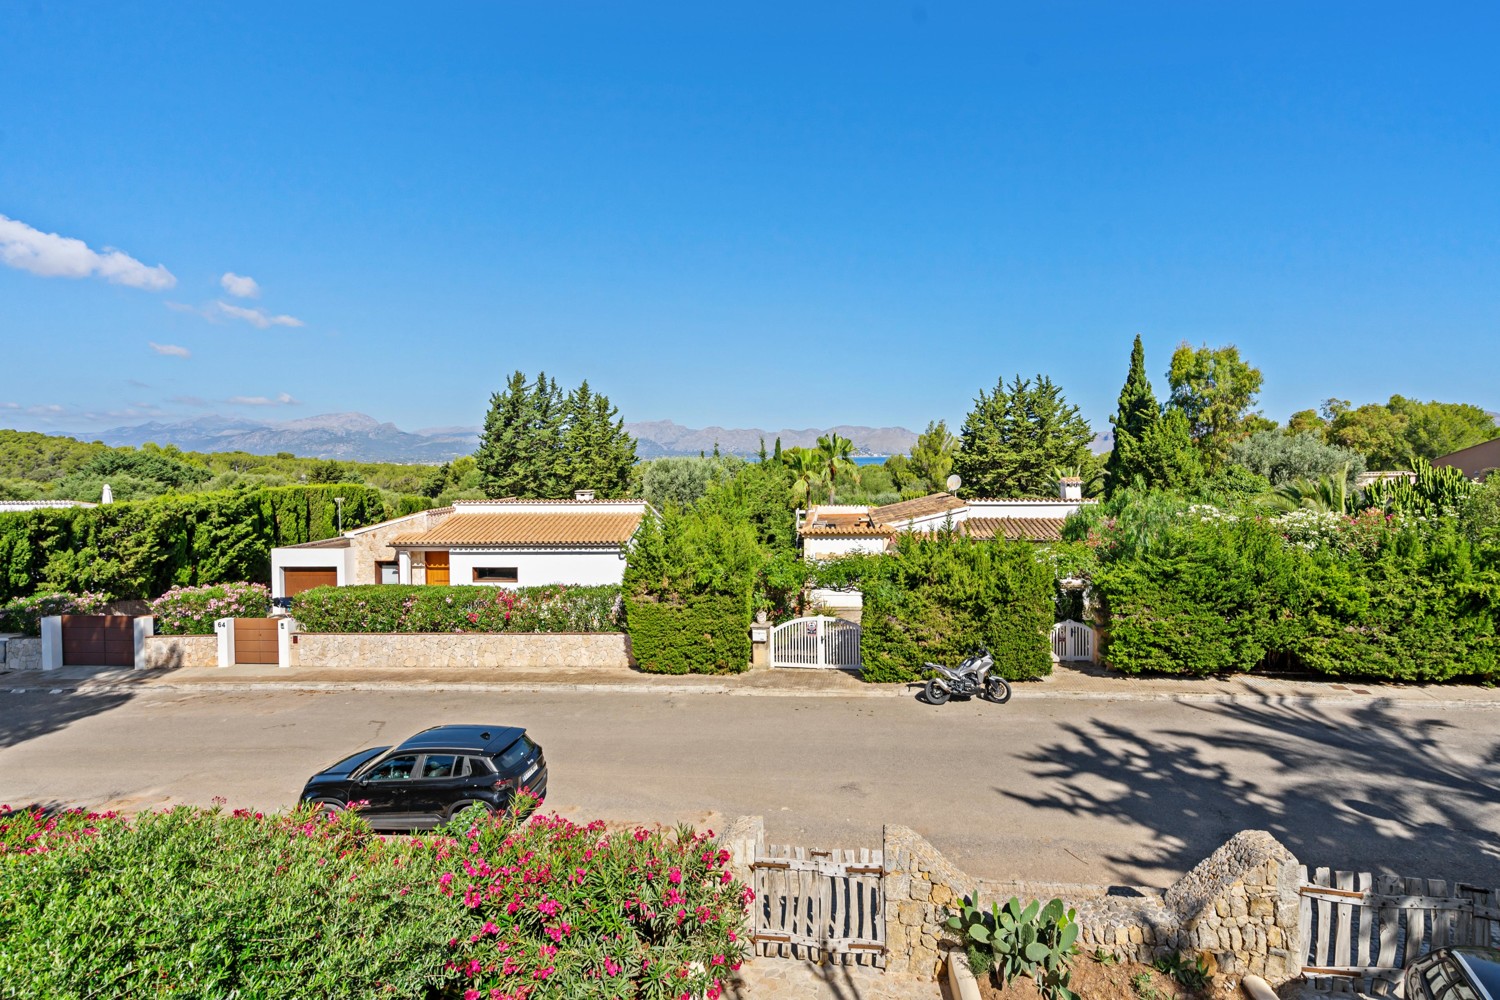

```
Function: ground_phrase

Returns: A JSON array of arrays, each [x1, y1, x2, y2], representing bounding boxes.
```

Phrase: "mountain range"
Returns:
[[84, 413, 920, 464]]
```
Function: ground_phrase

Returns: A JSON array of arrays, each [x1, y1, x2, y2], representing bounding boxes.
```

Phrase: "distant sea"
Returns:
[[853, 455, 890, 466]]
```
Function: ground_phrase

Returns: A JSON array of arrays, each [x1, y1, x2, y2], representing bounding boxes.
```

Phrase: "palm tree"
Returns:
[[815, 433, 859, 503], [1273, 464, 1355, 514], [785, 448, 828, 506]]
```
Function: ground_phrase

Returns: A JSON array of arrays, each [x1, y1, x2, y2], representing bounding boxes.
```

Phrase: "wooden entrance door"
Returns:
[[425, 551, 450, 586], [233, 618, 279, 664]]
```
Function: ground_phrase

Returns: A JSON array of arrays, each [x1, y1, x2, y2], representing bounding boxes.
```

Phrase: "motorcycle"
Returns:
[[922, 647, 1012, 706]]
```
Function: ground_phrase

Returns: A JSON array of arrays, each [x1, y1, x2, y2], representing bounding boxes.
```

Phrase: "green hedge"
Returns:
[[624, 593, 752, 674], [1094, 505, 1500, 682], [291, 584, 623, 633], [0, 803, 749, 999], [0, 485, 390, 602], [851, 532, 1056, 684]]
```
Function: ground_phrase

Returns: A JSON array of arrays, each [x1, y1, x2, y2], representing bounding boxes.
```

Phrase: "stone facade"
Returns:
[[287, 631, 632, 669], [139, 635, 218, 670], [881, 826, 1302, 985], [344, 507, 454, 586], [1, 636, 42, 671]]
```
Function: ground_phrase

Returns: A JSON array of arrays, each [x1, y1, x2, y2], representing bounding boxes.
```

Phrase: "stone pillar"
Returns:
[[717, 815, 764, 888], [883, 825, 979, 980], [748, 624, 771, 669], [215, 618, 235, 668], [40, 616, 63, 671]]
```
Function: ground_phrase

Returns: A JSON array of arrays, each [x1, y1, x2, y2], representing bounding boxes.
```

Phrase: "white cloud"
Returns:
[[220, 272, 261, 298], [216, 300, 304, 329], [0, 213, 175, 290], [149, 341, 191, 358], [0, 402, 19, 410], [228, 392, 300, 406]]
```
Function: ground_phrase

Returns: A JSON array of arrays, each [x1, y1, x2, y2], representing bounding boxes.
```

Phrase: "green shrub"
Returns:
[[0, 803, 750, 1000], [0, 591, 110, 636], [854, 532, 1054, 684], [624, 593, 752, 674], [149, 581, 271, 635], [0, 485, 389, 602], [290, 584, 623, 633]]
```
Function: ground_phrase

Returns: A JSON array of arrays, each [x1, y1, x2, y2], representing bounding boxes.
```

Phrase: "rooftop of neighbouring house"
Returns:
[[0, 499, 98, 511], [870, 492, 967, 524], [964, 517, 1069, 543]]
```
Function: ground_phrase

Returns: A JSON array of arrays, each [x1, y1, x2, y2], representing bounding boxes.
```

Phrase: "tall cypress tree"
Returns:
[[476, 372, 637, 498], [1105, 335, 1161, 495]]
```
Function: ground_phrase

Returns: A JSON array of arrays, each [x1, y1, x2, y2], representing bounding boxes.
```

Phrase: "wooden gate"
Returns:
[[770, 616, 861, 670], [1299, 866, 1500, 995], [60, 615, 134, 666], [233, 618, 279, 664], [752, 842, 885, 966], [1050, 620, 1096, 663]]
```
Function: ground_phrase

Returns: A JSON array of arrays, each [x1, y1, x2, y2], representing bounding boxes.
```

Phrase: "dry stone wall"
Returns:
[[882, 826, 1303, 985], [288, 631, 631, 669], [1, 636, 41, 670]]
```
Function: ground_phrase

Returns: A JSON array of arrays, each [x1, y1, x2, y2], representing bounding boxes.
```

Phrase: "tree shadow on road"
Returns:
[[0, 679, 141, 754], [1001, 696, 1500, 887]]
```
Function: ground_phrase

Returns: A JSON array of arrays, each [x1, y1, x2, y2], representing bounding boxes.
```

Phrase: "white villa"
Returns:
[[796, 478, 1095, 560], [270, 491, 650, 598]]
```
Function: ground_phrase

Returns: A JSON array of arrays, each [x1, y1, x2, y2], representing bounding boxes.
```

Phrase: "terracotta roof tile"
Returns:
[[871, 493, 966, 524], [392, 512, 643, 547], [799, 525, 894, 538], [964, 517, 1067, 542]]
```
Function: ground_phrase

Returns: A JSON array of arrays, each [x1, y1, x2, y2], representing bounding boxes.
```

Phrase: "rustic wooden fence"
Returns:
[[1299, 866, 1500, 995], [751, 843, 886, 966]]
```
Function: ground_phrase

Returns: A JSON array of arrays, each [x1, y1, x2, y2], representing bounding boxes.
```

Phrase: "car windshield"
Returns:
[[1421, 958, 1483, 1000]]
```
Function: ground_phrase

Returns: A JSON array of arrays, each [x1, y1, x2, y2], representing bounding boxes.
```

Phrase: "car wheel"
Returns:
[[313, 799, 345, 819], [448, 800, 496, 822]]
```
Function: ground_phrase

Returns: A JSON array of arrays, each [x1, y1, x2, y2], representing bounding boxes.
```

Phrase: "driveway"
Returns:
[[1, 685, 1497, 888]]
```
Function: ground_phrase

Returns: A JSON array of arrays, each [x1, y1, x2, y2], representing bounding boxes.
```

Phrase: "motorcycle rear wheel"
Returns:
[[924, 679, 951, 705], [982, 676, 1012, 704]]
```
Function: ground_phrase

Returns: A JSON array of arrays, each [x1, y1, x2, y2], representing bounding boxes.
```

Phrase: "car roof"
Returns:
[[394, 725, 526, 755]]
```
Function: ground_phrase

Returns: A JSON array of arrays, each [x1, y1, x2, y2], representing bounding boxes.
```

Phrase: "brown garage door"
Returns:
[[61, 615, 134, 667], [283, 568, 337, 596], [233, 618, 279, 664]]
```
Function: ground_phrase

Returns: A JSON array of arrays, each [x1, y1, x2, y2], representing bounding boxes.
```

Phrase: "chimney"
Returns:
[[574, 489, 596, 502], [1058, 476, 1082, 501]]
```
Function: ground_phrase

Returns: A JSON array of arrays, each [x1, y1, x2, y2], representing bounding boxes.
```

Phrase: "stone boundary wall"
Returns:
[[883, 826, 1302, 984], [140, 635, 218, 670], [287, 631, 632, 669], [1, 636, 41, 670]]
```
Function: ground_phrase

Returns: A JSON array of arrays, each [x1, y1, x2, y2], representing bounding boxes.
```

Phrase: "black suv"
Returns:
[[299, 724, 547, 830]]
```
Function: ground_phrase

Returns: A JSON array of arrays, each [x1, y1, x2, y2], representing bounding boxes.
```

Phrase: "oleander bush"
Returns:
[[150, 581, 272, 634], [290, 584, 624, 633], [0, 801, 750, 1000], [0, 590, 110, 636]]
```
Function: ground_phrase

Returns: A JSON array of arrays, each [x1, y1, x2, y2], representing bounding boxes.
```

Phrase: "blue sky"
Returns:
[[2, 2, 1497, 440]]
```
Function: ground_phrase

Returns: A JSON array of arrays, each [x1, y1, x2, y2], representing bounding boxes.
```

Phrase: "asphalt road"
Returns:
[[2, 685, 1498, 889]]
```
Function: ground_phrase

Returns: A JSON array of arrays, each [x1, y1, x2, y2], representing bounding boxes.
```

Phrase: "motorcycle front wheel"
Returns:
[[924, 679, 951, 705], [982, 676, 1012, 704]]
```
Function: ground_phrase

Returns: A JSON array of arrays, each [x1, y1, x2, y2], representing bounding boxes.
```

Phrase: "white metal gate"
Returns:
[[771, 616, 861, 670], [1050, 619, 1096, 663], [752, 842, 885, 966]]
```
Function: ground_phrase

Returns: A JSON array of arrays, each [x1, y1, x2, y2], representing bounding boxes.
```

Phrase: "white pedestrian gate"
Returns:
[[771, 616, 862, 670], [1050, 620, 1096, 663]]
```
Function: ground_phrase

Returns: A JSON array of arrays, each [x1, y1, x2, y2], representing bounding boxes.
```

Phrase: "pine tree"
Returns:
[[951, 374, 1093, 498], [475, 371, 535, 498], [1133, 407, 1202, 492], [1105, 335, 1161, 496], [908, 419, 957, 493], [527, 373, 567, 497]]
